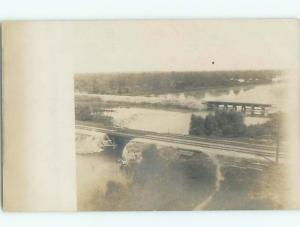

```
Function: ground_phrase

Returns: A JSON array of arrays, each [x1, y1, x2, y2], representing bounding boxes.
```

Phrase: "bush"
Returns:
[[189, 111, 281, 139], [75, 101, 113, 126], [245, 113, 282, 139], [189, 111, 247, 137], [75, 103, 93, 121], [189, 114, 205, 136]]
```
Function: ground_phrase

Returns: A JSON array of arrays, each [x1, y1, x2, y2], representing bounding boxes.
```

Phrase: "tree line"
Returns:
[[74, 70, 281, 95]]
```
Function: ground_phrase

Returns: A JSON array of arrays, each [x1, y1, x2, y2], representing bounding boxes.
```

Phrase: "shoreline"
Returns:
[[75, 81, 280, 97]]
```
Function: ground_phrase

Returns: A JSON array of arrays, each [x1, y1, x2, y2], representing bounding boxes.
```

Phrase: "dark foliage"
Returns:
[[75, 101, 113, 126], [75, 70, 281, 95], [245, 113, 283, 139], [189, 111, 281, 139], [189, 111, 247, 137]]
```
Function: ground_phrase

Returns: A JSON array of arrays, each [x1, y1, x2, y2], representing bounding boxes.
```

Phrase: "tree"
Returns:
[[189, 114, 205, 135], [75, 103, 92, 121], [204, 114, 217, 136], [189, 111, 247, 137]]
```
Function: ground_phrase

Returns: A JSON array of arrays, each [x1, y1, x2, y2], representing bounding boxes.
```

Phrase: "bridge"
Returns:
[[76, 121, 283, 165], [203, 101, 272, 116]]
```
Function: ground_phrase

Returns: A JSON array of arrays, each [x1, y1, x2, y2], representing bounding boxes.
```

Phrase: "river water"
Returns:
[[100, 82, 287, 135]]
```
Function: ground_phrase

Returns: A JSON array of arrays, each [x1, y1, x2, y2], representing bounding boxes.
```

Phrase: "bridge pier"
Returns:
[[106, 134, 132, 159], [251, 106, 255, 116], [241, 105, 246, 113]]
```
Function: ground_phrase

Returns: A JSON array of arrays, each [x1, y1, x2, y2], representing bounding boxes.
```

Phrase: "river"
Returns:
[[98, 82, 287, 134]]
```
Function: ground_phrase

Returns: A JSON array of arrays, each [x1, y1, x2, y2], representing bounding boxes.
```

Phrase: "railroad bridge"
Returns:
[[203, 101, 272, 116], [76, 123, 282, 164]]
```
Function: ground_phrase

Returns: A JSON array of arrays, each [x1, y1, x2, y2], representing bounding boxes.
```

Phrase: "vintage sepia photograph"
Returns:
[[2, 20, 299, 212], [74, 45, 294, 210], [74, 70, 290, 211]]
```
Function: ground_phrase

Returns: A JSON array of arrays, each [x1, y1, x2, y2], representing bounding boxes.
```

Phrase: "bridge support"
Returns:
[[224, 104, 228, 111], [251, 106, 255, 116], [106, 134, 132, 159], [241, 105, 246, 113]]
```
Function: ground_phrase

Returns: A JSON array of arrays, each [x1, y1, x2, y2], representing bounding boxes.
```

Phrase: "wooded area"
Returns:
[[75, 70, 281, 95]]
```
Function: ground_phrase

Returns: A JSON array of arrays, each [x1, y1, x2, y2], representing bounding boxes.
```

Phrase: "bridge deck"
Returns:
[[203, 101, 272, 107], [76, 121, 283, 163]]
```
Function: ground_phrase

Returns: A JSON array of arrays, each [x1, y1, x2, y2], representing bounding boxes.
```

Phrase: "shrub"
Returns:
[[189, 111, 246, 137], [189, 111, 281, 139]]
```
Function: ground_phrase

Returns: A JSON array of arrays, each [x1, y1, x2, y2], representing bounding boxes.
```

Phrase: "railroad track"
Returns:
[[76, 124, 282, 161]]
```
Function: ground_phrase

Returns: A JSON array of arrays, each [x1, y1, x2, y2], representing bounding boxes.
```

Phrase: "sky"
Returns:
[[5, 20, 299, 74], [61, 20, 300, 73]]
